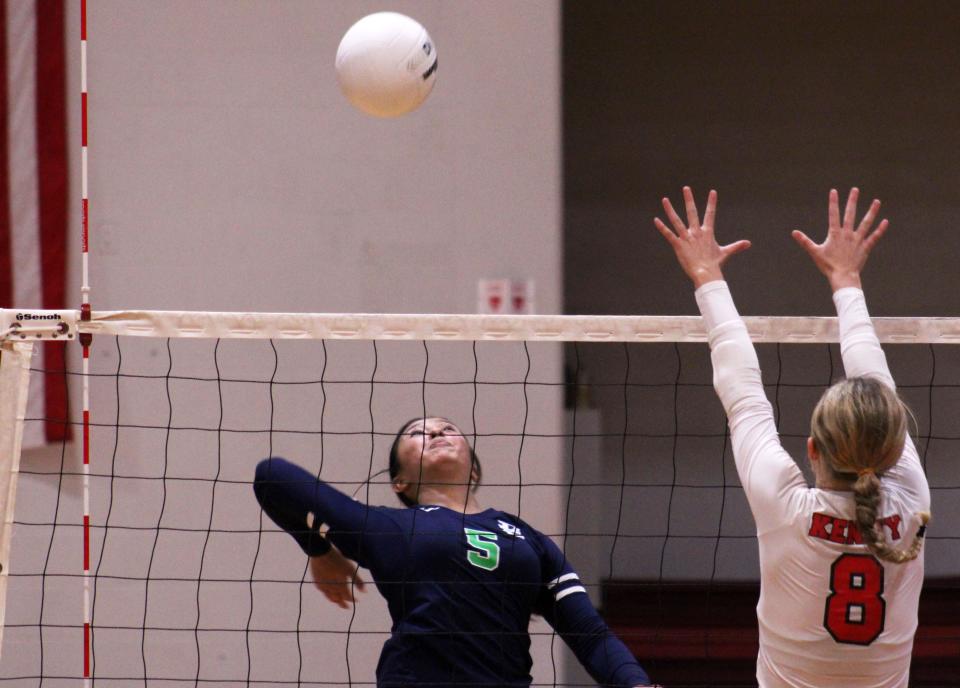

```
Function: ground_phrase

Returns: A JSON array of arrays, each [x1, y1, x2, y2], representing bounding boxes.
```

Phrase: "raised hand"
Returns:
[[654, 186, 751, 288], [309, 543, 367, 609], [792, 187, 889, 291]]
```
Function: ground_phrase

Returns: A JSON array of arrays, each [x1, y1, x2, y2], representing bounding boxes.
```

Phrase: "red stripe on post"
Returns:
[[36, 0, 71, 442], [0, 0, 11, 308], [83, 515, 90, 570], [82, 198, 89, 252], [84, 622, 90, 676], [81, 0, 87, 40], [81, 92, 87, 146], [83, 410, 90, 464]]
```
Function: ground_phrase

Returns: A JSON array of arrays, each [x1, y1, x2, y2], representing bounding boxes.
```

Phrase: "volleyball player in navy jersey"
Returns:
[[254, 416, 656, 688]]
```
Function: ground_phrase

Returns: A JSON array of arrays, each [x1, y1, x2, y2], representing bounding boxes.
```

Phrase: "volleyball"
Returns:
[[335, 12, 438, 118]]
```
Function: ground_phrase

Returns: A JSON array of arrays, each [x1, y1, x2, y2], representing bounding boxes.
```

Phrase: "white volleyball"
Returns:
[[335, 12, 438, 118]]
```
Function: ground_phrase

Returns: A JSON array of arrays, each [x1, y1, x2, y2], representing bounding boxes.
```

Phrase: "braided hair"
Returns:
[[811, 376, 930, 563]]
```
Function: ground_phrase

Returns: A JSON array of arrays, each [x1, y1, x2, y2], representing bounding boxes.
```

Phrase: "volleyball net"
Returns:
[[1, 308, 959, 686]]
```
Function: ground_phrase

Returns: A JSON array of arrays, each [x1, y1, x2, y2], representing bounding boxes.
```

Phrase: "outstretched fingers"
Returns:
[[828, 188, 841, 231], [661, 196, 687, 234], [791, 229, 818, 254], [856, 199, 882, 234], [658, 187, 716, 236], [862, 218, 890, 252], [702, 189, 717, 232], [654, 186, 749, 287], [682, 186, 701, 230], [653, 217, 680, 246], [721, 239, 752, 259], [842, 187, 860, 230], [799, 188, 890, 290]]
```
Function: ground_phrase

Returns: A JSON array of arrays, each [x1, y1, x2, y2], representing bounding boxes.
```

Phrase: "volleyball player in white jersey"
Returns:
[[654, 186, 931, 687]]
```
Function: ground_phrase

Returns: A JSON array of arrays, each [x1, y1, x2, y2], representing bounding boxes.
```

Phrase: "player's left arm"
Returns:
[[533, 533, 655, 688], [656, 187, 807, 532]]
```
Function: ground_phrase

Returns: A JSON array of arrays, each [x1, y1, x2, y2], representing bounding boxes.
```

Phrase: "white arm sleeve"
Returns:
[[833, 287, 930, 508], [696, 281, 807, 534]]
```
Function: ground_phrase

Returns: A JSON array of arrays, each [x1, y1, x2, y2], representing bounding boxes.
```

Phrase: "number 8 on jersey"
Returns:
[[824, 553, 886, 645]]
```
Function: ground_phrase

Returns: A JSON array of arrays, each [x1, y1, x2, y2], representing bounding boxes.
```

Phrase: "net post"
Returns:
[[79, 304, 91, 682], [80, 0, 91, 680], [0, 340, 35, 662]]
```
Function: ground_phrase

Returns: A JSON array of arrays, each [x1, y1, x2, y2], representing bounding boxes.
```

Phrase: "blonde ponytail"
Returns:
[[812, 376, 930, 564], [852, 471, 929, 563]]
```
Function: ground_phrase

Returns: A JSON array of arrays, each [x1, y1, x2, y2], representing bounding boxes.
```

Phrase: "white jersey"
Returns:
[[696, 281, 930, 688]]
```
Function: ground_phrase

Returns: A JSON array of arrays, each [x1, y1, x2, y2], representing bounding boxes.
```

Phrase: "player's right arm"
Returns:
[[253, 456, 403, 567], [793, 188, 929, 504], [655, 187, 806, 531]]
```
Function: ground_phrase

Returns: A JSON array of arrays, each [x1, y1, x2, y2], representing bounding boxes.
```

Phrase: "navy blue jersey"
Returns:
[[255, 457, 650, 688]]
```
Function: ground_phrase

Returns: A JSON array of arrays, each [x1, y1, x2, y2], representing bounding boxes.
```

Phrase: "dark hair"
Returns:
[[388, 417, 482, 507]]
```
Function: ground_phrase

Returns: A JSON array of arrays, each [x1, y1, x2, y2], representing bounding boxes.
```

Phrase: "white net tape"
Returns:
[[79, 309, 960, 343]]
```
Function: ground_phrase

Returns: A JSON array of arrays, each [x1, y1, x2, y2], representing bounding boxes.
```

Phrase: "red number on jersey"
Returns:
[[824, 553, 885, 645]]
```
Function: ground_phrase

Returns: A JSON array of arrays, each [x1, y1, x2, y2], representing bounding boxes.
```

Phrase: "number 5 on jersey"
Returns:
[[464, 528, 500, 571]]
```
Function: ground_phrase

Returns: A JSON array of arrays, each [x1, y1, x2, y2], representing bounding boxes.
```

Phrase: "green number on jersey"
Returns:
[[464, 528, 500, 571]]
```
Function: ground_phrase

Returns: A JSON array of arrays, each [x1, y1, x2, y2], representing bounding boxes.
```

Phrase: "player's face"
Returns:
[[395, 417, 473, 483]]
